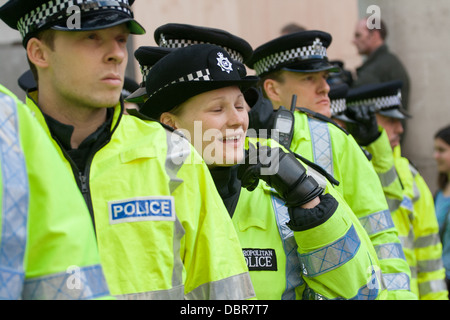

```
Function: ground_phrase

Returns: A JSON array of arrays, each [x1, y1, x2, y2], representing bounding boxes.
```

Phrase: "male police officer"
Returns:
[[0, 0, 254, 300], [329, 82, 405, 215], [0, 84, 110, 300], [346, 81, 448, 300], [246, 30, 417, 299]]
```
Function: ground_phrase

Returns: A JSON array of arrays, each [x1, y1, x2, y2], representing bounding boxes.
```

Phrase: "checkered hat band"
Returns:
[[346, 93, 402, 111], [148, 68, 211, 99], [253, 44, 328, 75], [330, 99, 347, 116], [140, 65, 152, 79], [159, 36, 244, 63], [17, 0, 131, 38]]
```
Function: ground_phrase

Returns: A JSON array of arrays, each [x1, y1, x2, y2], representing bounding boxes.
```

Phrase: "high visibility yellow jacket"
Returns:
[[289, 110, 416, 299], [365, 129, 405, 212], [393, 145, 448, 300], [26, 92, 254, 300], [230, 138, 387, 300], [0, 85, 110, 300]]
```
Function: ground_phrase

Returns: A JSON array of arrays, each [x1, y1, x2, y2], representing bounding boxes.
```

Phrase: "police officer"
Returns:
[[153, 23, 280, 142], [134, 42, 386, 300], [0, 84, 110, 300], [345, 81, 448, 300], [0, 0, 254, 300], [246, 30, 416, 299]]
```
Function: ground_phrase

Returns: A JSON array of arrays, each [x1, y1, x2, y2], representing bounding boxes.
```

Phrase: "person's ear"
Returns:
[[160, 112, 178, 130], [263, 79, 283, 105], [27, 37, 50, 69]]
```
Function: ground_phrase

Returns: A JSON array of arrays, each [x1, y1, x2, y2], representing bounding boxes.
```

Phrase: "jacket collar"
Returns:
[[26, 89, 124, 135]]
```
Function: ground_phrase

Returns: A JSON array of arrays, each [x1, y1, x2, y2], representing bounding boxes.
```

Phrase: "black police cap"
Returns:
[[154, 23, 253, 63], [329, 83, 348, 115], [126, 46, 174, 103], [0, 0, 145, 46], [246, 30, 339, 77], [139, 44, 258, 120], [346, 80, 411, 120], [328, 83, 356, 123]]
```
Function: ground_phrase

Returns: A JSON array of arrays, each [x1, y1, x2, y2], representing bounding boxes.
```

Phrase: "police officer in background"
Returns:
[[0, 84, 110, 300], [246, 30, 417, 299], [345, 81, 448, 300], [0, 0, 254, 300], [329, 81, 405, 216]]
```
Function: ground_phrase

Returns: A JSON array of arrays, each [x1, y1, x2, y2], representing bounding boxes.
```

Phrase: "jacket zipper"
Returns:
[[35, 101, 122, 235]]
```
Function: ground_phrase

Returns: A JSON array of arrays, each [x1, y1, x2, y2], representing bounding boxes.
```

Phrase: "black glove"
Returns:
[[345, 104, 381, 146], [287, 193, 338, 231], [237, 144, 324, 207]]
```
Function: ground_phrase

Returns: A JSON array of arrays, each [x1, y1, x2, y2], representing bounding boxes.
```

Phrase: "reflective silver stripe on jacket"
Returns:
[[375, 242, 406, 261], [22, 265, 109, 300], [186, 272, 255, 300], [382, 272, 411, 291], [165, 130, 191, 193], [415, 233, 441, 249], [271, 195, 304, 300], [377, 165, 399, 188], [0, 93, 29, 300], [418, 279, 448, 297], [303, 266, 382, 300], [308, 118, 334, 177], [359, 209, 395, 236], [299, 225, 360, 278], [117, 285, 184, 300], [386, 197, 403, 213], [399, 227, 415, 251], [166, 130, 188, 298]]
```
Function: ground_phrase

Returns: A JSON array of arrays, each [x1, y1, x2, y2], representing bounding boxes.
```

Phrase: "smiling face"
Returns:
[[160, 86, 248, 167], [434, 137, 450, 175]]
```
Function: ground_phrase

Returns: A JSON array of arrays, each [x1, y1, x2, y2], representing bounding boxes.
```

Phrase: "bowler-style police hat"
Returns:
[[329, 83, 356, 123], [0, 0, 145, 46], [246, 30, 339, 77], [154, 23, 253, 64], [139, 44, 258, 119], [346, 80, 411, 120], [125, 46, 173, 103]]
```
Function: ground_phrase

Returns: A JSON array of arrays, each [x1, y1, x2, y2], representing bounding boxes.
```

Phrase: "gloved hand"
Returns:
[[237, 144, 324, 207], [287, 193, 338, 231], [345, 104, 381, 146]]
